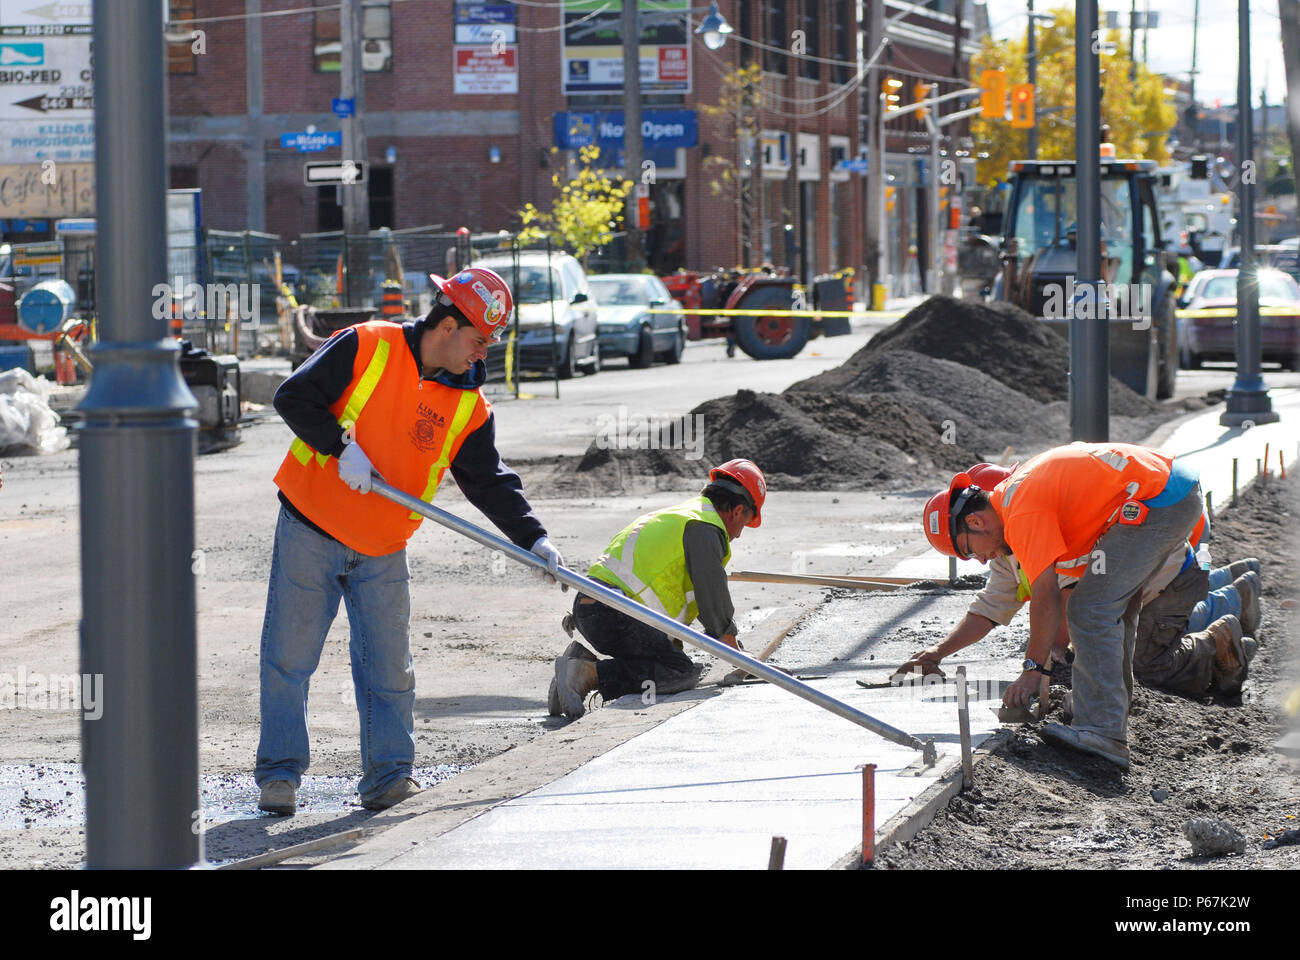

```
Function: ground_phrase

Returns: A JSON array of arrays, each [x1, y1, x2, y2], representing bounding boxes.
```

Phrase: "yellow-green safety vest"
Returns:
[[588, 497, 731, 624]]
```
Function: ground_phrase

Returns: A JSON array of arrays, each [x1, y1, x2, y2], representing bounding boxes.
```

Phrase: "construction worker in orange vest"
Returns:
[[922, 442, 1206, 771], [906, 462, 1261, 699], [256, 266, 563, 815]]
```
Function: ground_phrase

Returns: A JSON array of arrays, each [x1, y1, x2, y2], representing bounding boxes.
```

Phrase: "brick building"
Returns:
[[166, 1, 977, 287]]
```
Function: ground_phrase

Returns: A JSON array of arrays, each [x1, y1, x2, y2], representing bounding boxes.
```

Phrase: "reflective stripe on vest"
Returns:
[[289, 335, 392, 466], [408, 390, 480, 520]]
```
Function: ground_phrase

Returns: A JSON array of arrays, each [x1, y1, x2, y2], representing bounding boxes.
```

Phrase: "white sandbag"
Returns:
[[0, 368, 69, 454]]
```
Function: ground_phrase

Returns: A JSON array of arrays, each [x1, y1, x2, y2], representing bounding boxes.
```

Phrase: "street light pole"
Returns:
[[1073, 0, 1108, 441], [81, 0, 200, 868], [1221, 0, 1278, 426]]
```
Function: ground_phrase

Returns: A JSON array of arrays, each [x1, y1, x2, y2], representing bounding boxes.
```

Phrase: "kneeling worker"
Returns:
[[550, 459, 766, 718], [922, 442, 1204, 770]]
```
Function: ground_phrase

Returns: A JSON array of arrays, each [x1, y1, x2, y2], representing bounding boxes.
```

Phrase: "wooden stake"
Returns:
[[1232, 458, 1238, 506], [862, 764, 876, 865], [768, 836, 787, 870]]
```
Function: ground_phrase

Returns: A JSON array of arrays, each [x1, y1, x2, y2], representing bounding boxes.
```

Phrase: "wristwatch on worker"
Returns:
[[1022, 657, 1053, 677]]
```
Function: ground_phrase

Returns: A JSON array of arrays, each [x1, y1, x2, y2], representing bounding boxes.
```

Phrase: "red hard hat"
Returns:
[[429, 267, 514, 341], [922, 471, 984, 560], [710, 458, 767, 528]]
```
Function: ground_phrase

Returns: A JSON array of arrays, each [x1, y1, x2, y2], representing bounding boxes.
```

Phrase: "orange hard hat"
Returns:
[[966, 462, 1016, 489], [429, 266, 514, 341], [710, 458, 767, 528], [922, 470, 986, 560]]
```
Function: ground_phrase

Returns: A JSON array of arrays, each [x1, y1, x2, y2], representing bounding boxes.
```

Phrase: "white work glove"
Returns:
[[529, 536, 568, 592], [338, 441, 378, 494]]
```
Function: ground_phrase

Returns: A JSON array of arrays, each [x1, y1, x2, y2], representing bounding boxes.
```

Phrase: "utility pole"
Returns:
[[1189, 0, 1199, 151], [1073, 0, 1107, 441], [1128, 0, 1137, 85], [866, 0, 885, 306], [622, 2, 646, 270], [1221, 0, 1278, 427], [339, 0, 370, 305], [81, 0, 200, 868], [1027, 0, 1038, 160]]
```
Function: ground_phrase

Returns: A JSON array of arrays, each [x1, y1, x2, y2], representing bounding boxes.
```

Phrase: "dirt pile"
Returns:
[[555, 295, 1184, 493], [796, 295, 1164, 419], [571, 388, 980, 491]]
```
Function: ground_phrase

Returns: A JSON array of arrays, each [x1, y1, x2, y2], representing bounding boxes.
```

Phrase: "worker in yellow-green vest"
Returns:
[[549, 459, 768, 719]]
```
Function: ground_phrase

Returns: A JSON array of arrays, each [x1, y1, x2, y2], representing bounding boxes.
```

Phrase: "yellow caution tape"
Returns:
[[1176, 307, 1300, 319], [647, 308, 904, 319]]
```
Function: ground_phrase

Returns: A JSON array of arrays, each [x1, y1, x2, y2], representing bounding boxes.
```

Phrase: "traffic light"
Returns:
[[913, 81, 934, 120], [883, 76, 902, 112], [979, 69, 1006, 118], [1010, 83, 1035, 128]]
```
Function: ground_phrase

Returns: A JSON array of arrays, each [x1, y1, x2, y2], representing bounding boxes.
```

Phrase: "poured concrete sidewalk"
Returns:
[[316, 390, 1299, 870]]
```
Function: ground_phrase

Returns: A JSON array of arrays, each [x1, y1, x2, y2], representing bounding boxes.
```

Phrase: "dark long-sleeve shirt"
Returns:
[[683, 519, 738, 638], [273, 318, 546, 549]]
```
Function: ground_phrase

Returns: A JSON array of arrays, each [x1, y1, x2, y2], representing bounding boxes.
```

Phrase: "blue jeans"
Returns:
[[255, 505, 415, 802]]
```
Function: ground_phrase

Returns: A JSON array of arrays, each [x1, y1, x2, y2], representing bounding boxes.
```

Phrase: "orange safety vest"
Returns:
[[274, 320, 490, 556]]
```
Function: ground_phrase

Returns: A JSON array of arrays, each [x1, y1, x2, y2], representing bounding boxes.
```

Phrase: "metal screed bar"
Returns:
[[371, 478, 935, 761]]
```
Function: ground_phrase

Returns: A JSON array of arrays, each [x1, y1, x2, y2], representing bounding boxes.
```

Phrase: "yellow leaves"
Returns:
[[515, 145, 633, 262], [972, 6, 1178, 187]]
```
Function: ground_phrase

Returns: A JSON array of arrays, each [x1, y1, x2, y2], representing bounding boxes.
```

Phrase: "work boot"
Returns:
[[1209, 558, 1262, 590], [1207, 614, 1248, 694], [548, 641, 596, 716], [362, 777, 422, 811], [1231, 571, 1261, 638], [258, 780, 296, 816], [553, 652, 599, 719], [1041, 723, 1130, 771]]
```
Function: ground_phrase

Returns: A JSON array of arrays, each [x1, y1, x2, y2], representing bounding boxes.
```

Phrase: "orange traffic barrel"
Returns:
[[381, 280, 404, 319]]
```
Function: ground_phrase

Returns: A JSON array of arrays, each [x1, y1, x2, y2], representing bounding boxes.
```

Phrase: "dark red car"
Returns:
[[1179, 268, 1300, 370]]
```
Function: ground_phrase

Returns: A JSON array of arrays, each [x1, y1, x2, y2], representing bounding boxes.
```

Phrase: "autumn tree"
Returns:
[[518, 144, 633, 267], [971, 6, 1177, 187], [699, 63, 763, 265]]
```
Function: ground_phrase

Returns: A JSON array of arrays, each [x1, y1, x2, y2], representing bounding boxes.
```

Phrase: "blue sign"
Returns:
[[554, 110, 697, 166], [332, 98, 354, 118], [280, 131, 342, 152], [454, 3, 515, 24], [839, 158, 869, 174], [0, 42, 43, 65]]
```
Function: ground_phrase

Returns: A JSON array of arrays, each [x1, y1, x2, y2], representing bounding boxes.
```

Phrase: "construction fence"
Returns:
[[5, 226, 608, 395]]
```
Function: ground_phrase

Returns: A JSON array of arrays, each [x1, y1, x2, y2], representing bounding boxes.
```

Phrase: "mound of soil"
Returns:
[[571, 389, 981, 491], [873, 472, 1300, 871], [551, 295, 1187, 494], [801, 295, 1163, 419]]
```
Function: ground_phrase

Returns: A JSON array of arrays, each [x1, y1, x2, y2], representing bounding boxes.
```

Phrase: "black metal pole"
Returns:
[[1072, 0, 1108, 441], [80, 0, 201, 868], [1220, 0, 1278, 426]]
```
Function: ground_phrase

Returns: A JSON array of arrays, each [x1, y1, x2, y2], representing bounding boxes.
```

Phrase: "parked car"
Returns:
[[1178, 268, 1300, 369], [473, 251, 599, 378], [588, 273, 686, 367]]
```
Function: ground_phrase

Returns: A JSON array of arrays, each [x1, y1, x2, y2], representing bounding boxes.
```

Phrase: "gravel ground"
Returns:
[[873, 471, 1300, 870]]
